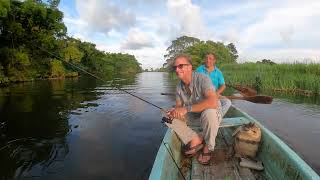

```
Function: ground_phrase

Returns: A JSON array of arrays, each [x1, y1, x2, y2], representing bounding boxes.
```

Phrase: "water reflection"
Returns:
[[0, 72, 176, 179], [0, 76, 107, 179], [267, 91, 320, 106]]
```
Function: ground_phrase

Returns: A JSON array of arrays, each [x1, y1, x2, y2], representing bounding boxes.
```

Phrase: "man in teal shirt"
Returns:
[[196, 53, 231, 116]]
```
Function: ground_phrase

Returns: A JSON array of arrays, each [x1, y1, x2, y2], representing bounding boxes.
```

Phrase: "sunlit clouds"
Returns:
[[59, 0, 320, 68]]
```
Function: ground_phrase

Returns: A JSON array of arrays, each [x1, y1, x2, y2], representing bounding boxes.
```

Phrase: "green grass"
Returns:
[[220, 62, 320, 95]]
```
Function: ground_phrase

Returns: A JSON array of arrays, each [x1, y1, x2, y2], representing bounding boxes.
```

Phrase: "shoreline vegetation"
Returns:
[[221, 63, 320, 96], [162, 36, 319, 97], [1, 1, 318, 98], [0, 0, 142, 87]]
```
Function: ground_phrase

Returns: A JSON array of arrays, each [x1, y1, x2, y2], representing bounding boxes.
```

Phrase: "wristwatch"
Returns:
[[186, 105, 192, 112]]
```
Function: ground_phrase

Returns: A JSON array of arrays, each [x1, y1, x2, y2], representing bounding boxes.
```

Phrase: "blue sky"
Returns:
[[58, 0, 320, 69]]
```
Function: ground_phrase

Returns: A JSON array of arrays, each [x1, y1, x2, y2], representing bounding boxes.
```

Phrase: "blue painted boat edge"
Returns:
[[149, 129, 172, 180], [234, 106, 320, 179]]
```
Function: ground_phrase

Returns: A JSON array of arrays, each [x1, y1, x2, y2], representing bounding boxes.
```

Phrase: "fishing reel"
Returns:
[[161, 117, 173, 124]]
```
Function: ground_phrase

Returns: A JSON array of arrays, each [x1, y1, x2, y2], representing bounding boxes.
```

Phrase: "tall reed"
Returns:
[[220, 62, 320, 95]]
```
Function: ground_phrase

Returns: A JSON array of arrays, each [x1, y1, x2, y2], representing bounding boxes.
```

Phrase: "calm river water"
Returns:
[[0, 72, 319, 179]]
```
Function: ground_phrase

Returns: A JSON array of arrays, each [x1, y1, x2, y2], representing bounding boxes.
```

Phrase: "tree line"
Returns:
[[0, 0, 142, 85], [163, 36, 239, 70]]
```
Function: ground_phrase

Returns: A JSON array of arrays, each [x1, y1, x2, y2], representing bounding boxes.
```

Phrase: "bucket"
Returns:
[[233, 123, 261, 158]]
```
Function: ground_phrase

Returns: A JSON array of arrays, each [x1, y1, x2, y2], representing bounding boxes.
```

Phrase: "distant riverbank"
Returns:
[[0, 70, 141, 87]]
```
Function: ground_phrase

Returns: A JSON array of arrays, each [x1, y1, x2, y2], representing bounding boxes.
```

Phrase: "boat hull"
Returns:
[[149, 106, 320, 180]]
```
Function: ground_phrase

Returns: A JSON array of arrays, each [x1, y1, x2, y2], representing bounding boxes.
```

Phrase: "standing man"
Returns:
[[196, 53, 231, 116], [166, 54, 222, 165]]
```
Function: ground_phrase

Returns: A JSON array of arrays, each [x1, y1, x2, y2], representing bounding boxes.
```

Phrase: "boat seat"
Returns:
[[220, 117, 251, 128], [190, 117, 250, 132]]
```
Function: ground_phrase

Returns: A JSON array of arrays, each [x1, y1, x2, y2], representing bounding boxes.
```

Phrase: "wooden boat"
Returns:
[[149, 105, 320, 180]]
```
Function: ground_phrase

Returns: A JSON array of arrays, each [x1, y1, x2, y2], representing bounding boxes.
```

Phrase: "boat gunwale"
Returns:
[[233, 106, 320, 179], [149, 105, 320, 180]]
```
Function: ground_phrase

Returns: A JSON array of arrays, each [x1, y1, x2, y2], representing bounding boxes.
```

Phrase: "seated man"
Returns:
[[196, 53, 231, 116], [166, 54, 221, 165]]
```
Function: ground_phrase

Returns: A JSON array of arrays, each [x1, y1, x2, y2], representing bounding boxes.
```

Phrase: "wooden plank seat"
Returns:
[[190, 117, 250, 132]]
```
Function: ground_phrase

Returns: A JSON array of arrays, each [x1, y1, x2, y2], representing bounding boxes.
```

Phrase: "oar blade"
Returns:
[[234, 84, 257, 96], [246, 95, 273, 104], [227, 84, 257, 96]]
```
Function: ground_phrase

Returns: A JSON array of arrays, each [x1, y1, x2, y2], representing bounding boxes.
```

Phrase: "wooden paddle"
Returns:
[[226, 84, 257, 96], [160, 93, 273, 104]]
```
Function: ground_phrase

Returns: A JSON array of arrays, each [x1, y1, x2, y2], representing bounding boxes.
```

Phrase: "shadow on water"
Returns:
[[0, 72, 176, 179], [0, 76, 106, 178], [0, 75, 123, 178]]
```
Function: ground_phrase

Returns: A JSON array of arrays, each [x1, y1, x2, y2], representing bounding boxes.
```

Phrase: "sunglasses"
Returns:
[[172, 64, 190, 70]]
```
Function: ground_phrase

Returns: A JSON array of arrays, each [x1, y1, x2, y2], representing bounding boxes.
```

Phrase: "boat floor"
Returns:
[[180, 129, 265, 180]]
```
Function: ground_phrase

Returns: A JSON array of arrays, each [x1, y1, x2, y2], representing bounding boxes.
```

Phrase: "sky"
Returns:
[[58, 0, 320, 69]]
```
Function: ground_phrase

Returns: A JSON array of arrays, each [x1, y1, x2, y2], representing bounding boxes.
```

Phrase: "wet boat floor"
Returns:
[[180, 129, 264, 180]]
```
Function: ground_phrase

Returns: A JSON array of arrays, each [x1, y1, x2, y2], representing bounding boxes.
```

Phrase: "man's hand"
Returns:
[[167, 107, 188, 120]]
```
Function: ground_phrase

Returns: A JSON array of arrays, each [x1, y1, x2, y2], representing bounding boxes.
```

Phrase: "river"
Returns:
[[0, 72, 319, 179]]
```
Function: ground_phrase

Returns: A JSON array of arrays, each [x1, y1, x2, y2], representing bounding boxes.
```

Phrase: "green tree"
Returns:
[[0, 0, 10, 18], [185, 40, 236, 68], [163, 36, 200, 68], [0, 0, 142, 85], [47, 0, 60, 8], [164, 36, 238, 71], [226, 43, 238, 60], [257, 59, 276, 65], [60, 42, 84, 63], [49, 59, 65, 77]]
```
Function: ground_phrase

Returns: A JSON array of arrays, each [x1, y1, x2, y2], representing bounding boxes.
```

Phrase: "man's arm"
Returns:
[[189, 89, 218, 112], [175, 99, 183, 108], [216, 84, 226, 95], [168, 89, 218, 119], [216, 70, 226, 95]]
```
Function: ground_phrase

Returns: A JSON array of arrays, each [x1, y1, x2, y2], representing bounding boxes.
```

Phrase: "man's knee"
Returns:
[[221, 98, 232, 106], [200, 109, 221, 124]]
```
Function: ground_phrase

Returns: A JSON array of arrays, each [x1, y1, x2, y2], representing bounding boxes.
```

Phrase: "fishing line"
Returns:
[[33, 44, 187, 178], [163, 142, 187, 180], [33, 44, 166, 112]]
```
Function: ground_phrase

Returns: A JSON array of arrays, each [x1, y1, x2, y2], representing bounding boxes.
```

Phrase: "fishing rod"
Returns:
[[34, 44, 166, 112], [34, 44, 186, 179]]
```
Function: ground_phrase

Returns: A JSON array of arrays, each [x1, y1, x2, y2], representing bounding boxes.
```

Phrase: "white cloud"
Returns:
[[125, 0, 163, 5], [96, 43, 121, 54], [60, 0, 320, 68], [121, 28, 154, 50], [238, 48, 320, 63], [166, 0, 212, 40], [75, 0, 136, 34], [126, 46, 167, 69], [238, 1, 320, 60]]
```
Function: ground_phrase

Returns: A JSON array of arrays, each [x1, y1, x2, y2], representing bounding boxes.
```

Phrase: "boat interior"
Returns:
[[154, 106, 317, 180], [179, 108, 265, 180]]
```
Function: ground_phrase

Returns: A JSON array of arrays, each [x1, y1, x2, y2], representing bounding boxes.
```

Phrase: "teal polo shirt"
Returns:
[[196, 65, 225, 89]]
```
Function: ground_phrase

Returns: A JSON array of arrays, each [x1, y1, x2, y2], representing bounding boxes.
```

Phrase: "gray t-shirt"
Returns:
[[176, 72, 215, 106]]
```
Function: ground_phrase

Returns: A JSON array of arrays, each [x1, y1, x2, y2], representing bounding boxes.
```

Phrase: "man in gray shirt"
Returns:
[[166, 54, 222, 165]]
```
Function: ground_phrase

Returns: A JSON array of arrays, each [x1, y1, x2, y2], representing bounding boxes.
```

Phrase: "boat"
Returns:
[[149, 105, 320, 180]]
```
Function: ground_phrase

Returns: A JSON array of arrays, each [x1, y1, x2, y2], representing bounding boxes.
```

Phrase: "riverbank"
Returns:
[[0, 69, 143, 88], [0, 72, 79, 87], [221, 63, 320, 96]]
